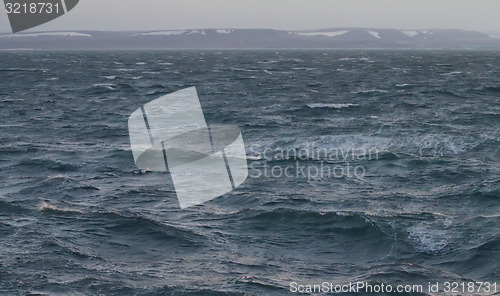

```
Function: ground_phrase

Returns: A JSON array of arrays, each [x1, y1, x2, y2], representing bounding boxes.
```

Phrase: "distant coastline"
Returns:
[[1, 28, 500, 50]]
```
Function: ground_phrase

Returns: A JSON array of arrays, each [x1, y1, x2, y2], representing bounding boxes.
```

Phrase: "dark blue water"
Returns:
[[0, 50, 499, 295]]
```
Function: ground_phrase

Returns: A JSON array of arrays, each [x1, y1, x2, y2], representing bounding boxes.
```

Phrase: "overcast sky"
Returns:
[[1, 0, 500, 33]]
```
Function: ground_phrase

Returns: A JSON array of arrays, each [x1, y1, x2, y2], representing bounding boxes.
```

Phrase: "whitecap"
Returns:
[[39, 201, 84, 214], [257, 61, 278, 64], [353, 89, 388, 94], [306, 103, 359, 109], [440, 71, 463, 76], [408, 222, 451, 253], [93, 83, 115, 90]]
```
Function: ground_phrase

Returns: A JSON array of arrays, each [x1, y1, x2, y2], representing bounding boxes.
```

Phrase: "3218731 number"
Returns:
[[5, 2, 60, 14]]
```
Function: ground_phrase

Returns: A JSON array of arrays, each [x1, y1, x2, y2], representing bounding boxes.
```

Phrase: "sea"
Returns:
[[0, 50, 499, 295]]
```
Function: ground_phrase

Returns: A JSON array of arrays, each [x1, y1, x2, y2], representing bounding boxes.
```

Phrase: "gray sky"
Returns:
[[1, 0, 500, 33]]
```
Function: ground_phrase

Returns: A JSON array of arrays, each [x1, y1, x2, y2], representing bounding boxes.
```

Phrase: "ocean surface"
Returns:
[[0, 50, 499, 295]]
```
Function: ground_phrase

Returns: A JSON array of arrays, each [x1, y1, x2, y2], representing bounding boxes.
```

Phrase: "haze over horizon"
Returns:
[[1, 0, 500, 34]]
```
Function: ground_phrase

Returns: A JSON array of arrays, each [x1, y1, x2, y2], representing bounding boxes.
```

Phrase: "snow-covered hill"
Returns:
[[0, 28, 496, 49]]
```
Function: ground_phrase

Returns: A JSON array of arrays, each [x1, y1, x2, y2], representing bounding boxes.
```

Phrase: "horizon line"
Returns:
[[1, 27, 497, 35]]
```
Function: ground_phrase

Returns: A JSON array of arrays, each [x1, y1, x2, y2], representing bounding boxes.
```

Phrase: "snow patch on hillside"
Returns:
[[296, 30, 349, 38], [368, 31, 381, 39], [139, 31, 186, 36], [187, 30, 206, 35], [216, 29, 233, 34], [402, 30, 419, 37]]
